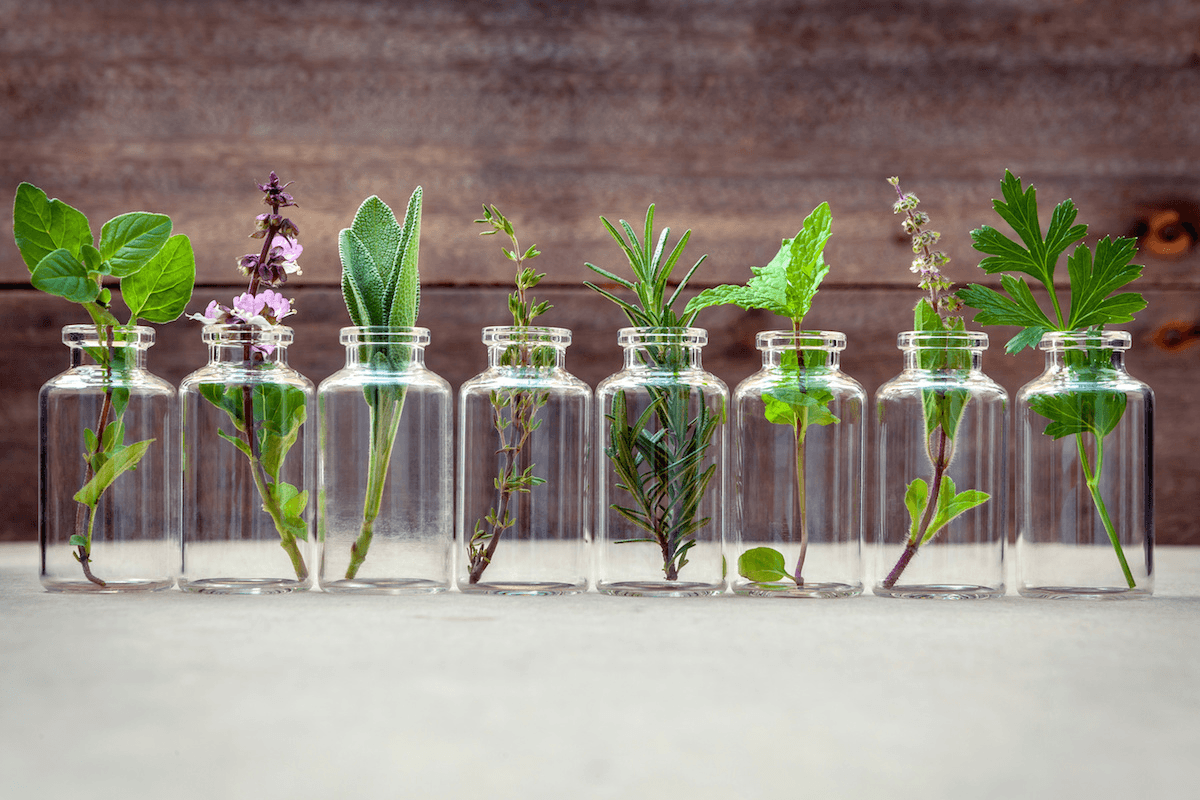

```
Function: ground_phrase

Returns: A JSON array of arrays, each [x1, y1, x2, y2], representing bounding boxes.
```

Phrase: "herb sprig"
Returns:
[[586, 205, 720, 581], [467, 205, 552, 584], [337, 189, 423, 579], [685, 203, 837, 587], [957, 170, 1147, 587], [14, 183, 196, 585]]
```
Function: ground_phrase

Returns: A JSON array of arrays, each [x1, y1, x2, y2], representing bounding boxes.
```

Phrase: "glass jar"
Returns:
[[730, 331, 865, 597], [179, 324, 314, 593], [595, 327, 728, 596], [874, 331, 1008, 599], [39, 325, 176, 592], [457, 326, 591, 594], [1016, 331, 1153, 598], [318, 327, 453, 593]]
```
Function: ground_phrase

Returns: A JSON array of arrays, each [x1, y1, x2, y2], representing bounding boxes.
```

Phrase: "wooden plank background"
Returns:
[[3, 0, 1198, 543]]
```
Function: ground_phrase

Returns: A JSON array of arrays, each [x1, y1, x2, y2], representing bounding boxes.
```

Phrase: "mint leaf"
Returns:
[[1065, 237, 1146, 329], [122, 234, 196, 323], [99, 212, 171, 277], [762, 384, 839, 427], [1028, 390, 1127, 440], [922, 387, 969, 440], [737, 547, 792, 582], [922, 476, 990, 543], [685, 202, 832, 325], [72, 438, 154, 508], [904, 478, 928, 542], [13, 183, 92, 270], [30, 249, 99, 303]]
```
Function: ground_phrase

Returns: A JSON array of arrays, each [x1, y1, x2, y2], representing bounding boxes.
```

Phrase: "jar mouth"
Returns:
[[756, 329, 845, 352], [62, 324, 155, 349], [617, 326, 707, 347], [482, 325, 571, 347], [1039, 330, 1131, 351], [897, 330, 988, 351], [202, 323, 294, 347], [340, 326, 430, 347]]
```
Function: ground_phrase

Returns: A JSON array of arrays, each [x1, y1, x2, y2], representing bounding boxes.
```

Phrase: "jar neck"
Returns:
[[758, 330, 844, 369], [484, 325, 570, 370], [342, 326, 429, 368], [619, 327, 706, 371], [64, 324, 153, 370], [899, 331, 986, 372], [1041, 331, 1129, 374], [203, 324, 292, 366]]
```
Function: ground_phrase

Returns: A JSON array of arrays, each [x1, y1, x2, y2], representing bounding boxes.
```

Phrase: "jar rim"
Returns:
[[617, 326, 707, 346], [202, 323, 294, 346], [340, 326, 430, 346], [1039, 330, 1131, 350], [481, 325, 571, 346], [62, 324, 156, 348], [897, 330, 988, 350], [756, 329, 845, 351]]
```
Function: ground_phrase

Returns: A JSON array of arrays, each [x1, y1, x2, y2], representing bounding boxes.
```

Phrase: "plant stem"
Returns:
[[1075, 432, 1135, 588], [790, 323, 808, 585], [883, 425, 949, 589], [73, 323, 116, 587], [346, 389, 406, 579]]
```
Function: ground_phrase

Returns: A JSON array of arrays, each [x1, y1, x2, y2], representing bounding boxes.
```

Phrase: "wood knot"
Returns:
[[1131, 203, 1199, 258]]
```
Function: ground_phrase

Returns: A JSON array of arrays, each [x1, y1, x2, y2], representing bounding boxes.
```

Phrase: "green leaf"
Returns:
[[121, 234, 196, 322], [904, 478, 929, 542], [80, 244, 104, 273], [921, 387, 968, 440], [72, 438, 154, 508], [973, 170, 1087, 286], [913, 298, 943, 333], [339, 229, 386, 326], [1065, 237, 1147, 329], [98, 212, 172, 277], [685, 202, 832, 326], [923, 476, 990, 543], [30, 249, 99, 303], [387, 186, 423, 329], [69, 534, 89, 548], [762, 384, 839, 427], [1028, 390, 1127, 440], [199, 383, 246, 431], [737, 547, 792, 582], [216, 429, 253, 458], [13, 183, 93, 271]]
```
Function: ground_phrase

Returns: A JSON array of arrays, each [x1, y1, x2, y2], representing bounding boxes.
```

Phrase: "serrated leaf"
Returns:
[[72, 438, 154, 507], [762, 385, 840, 427], [1065, 237, 1146, 329], [13, 183, 93, 271], [30, 249, 99, 303], [737, 547, 791, 582], [99, 213, 171, 277], [121, 234, 196, 323], [1029, 390, 1127, 440]]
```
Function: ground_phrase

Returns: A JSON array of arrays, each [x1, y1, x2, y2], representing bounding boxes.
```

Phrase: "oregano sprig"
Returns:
[[13, 183, 196, 585]]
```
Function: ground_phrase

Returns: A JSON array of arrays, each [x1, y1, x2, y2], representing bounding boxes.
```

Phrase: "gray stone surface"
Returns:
[[2, 543, 1198, 799]]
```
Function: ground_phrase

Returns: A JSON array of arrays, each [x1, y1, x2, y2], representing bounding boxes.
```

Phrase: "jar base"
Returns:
[[459, 580, 585, 596], [1018, 585, 1152, 600], [597, 580, 724, 597], [733, 581, 862, 598], [179, 577, 309, 594], [41, 577, 174, 593], [873, 583, 1004, 600], [320, 578, 448, 595]]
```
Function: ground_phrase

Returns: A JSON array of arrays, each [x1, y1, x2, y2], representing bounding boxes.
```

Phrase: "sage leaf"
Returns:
[[31, 249, 99, 303], [121, 234, 196, 323], [99, 212, 171, 277]]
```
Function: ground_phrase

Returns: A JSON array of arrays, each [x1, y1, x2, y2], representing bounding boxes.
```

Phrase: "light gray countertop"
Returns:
[[2, 543, 1198, 800]]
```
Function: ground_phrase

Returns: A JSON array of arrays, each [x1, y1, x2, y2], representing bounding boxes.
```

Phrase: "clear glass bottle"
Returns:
[[875, 331, 1008, 599], [730, 331, 865, 598], [39, 325, 176, 592], [457, 326, 592, 594], [595, 327, 728, 596], [179, 324, 315, 593], [1016, 331, 1153, 598], [318, 327, 453, 593]]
